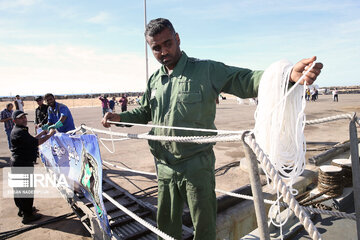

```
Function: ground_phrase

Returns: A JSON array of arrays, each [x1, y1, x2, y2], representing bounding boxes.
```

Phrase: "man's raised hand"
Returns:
[[290, 56, 323, 85]]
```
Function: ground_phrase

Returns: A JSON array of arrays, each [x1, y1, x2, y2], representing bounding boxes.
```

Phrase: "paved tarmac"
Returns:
[[0, 94, 359, 239]]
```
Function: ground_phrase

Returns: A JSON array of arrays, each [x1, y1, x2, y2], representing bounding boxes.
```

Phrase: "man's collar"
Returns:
[[15, 124, 27, 129], [159, 51, 188, 77], [49, 101, 58, 110]]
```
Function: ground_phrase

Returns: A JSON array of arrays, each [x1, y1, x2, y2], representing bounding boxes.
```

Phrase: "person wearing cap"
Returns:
[[10, 110, 56, 224], [99, 95, 110, 116], [14, 95, 24, 111], [34, 96, 49, 130], [42, 93, 75, 133], [0, 103, 14, 149]]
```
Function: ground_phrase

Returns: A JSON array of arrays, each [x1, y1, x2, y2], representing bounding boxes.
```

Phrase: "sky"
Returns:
[[0, 0, 359, 97]]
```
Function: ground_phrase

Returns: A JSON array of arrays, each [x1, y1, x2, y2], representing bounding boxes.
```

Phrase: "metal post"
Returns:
[[242, 131, 270, 240], [349, 114, 360, 240], [144, 0, 149, 83]]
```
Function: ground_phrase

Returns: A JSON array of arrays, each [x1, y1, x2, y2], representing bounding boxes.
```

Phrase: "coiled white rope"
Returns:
[[253, 60, 318, 238], [254, 60, 312, 186]]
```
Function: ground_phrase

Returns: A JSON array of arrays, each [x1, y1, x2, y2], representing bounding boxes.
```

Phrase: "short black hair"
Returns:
[[6, 103, 13, 108], [44, 93, 54, 99], [145, 18, 176, 37], [35, 96, 43, 101]]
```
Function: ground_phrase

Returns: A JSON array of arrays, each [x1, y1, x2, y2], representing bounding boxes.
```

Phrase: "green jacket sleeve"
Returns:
[[209, 61, 264, 98], [118, 85, 152, 124]]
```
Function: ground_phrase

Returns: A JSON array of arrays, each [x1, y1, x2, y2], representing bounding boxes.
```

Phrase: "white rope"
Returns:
[[88, 126, 116, 154], [103, 160, 157, 176], [102, 192, 176, 240], [252, 60, 320, 238], [81, 125, 244, 144], [100, 162, 355, 221], [215, 189, 356, 220], [99, 137, 130, 142], [245, 134, 322, 240], [305, 113, 352, 125], [107, 120, 243, 134], [72, 111, 355, 141], [254, 60, 311, 185]]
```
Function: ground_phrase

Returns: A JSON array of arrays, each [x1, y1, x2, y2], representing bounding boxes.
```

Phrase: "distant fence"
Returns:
[[0, 92, 145, 102]]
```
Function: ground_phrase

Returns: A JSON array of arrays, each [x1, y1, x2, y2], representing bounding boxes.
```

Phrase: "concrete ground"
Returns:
[[0, 93, 359, 239]]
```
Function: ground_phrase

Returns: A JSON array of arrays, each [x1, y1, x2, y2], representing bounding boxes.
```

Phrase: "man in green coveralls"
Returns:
[[102, 18, 323, 240]]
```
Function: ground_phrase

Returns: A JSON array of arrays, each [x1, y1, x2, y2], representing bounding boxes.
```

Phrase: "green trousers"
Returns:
[[156, 149, 216, 240]]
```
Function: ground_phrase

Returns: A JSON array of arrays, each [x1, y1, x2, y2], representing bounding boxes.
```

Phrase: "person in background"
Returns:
[[0, 103, 14, 149], [99, 95, 110, 116], [109, 96, 116, 112], [14, 95, 24, 111], [119, 94, 128, 112], [332, 88, 339, 102], [135, 95, 141, 105], [311, 88, 316, 101], [102, 18, 323, 239], [34, 96, 49, 130], [314, 88, 319, 100], [42, 93, 75, 133], [10, 110, 55, 224]]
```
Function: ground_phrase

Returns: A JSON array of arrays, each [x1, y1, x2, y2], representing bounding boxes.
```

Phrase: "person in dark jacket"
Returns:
[[34, 96, 49, 130], [11, 110, 55, 224]]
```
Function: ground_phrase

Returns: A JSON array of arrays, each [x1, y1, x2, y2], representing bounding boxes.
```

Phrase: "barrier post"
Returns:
[[242, 131, 270, 240], [349, 114, 360, 240]]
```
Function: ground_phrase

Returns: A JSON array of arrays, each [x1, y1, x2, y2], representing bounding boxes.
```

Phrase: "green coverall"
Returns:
[[119, 52, 263, 240]]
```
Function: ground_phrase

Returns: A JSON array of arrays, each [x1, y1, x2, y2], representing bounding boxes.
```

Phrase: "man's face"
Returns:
[[14, 115, 27, 127], [45, 96, 55, 107], [146, 28, 182, 70], [36, 99, 44, 106], [7, 104, 13, 111]]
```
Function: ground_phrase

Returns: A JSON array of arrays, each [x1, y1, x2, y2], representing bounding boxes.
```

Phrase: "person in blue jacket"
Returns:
[[42, 93, 75, 133]]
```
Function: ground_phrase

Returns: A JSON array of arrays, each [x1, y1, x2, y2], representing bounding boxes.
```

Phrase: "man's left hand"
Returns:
[[290, 56, 323, 85]]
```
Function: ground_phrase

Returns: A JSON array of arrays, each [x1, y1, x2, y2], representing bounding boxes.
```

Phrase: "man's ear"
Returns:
[[175, 33, 180, 45]]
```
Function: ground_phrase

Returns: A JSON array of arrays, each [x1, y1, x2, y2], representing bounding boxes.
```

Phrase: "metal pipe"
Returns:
[[349, 114, 360, 240], [144, 0, 149, 83], [241, 131, 270, 240]]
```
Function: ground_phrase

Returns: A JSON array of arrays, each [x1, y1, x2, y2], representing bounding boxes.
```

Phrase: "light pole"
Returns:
[[144, 0, 149, 83]]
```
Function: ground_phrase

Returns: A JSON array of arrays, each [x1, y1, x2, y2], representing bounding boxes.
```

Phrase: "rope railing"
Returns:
[[244, 133, 322, 240], [80, 113, 357, 145], [81, 125, 244, 143], [305, 113, 353, 126], [76, 112, 359, 240], [101, 160, 357, 221], [107, 120, 244, 134]]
